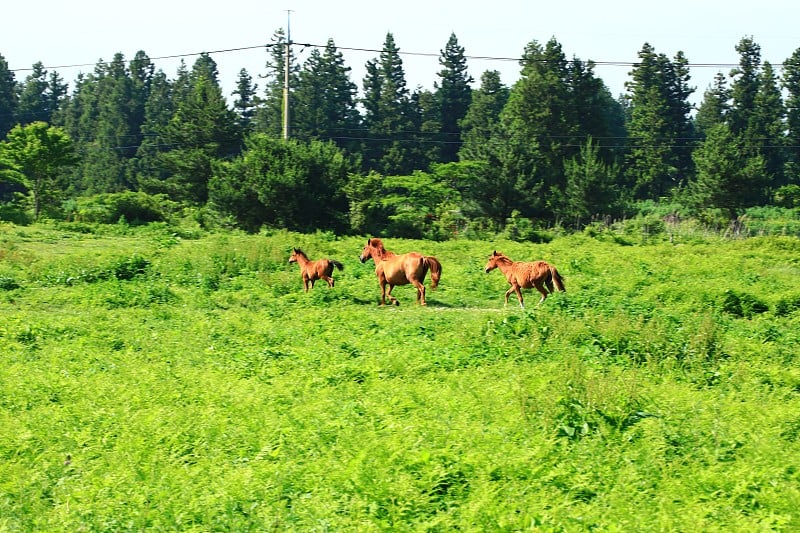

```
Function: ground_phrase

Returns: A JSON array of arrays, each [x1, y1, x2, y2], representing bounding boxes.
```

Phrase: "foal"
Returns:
[[289, 248, 344, 292], [484, 250, 565, 308]]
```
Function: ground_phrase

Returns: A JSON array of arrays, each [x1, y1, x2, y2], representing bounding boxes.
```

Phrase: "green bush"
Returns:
[[75, 192, 175, 225]]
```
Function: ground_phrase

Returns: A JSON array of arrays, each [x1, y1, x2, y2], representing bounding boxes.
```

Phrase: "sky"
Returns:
[[3, 1, 799, 108]]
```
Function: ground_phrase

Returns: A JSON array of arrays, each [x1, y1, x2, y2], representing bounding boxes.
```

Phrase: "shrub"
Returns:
[[75, 192, 176, 225]]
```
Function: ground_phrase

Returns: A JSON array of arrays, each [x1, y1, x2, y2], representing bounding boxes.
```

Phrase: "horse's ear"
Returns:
[[492, 250, 497, 256], [293, 247, 299, 253]]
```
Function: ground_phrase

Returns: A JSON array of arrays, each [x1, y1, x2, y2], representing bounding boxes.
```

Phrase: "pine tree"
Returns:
[[360, 33, 417, 175], [459, 70, 508, 161], [291, 39, 359, 151], [624, 43, 695, 199], [435, 33, 473, 163], [493, 38, 572, 218], [783, 47, 800, 187], [17, 62, 51, 124], [688, 122, 768, 221], [0, 54, 18, 138], [728, 37, 761, 136], [232, 68, 259, 133], [156, 54, 240, 203], [751, 62, 786, 187], [695, 72, 730, 138]]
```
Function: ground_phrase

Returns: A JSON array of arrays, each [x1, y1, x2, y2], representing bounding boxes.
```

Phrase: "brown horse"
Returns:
[[484, 251, 565, 308], [359, 238, 442, 306], [289, 248, 344, 292]]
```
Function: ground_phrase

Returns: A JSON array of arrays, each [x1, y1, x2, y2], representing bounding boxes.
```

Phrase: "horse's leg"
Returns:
[[514, 285, 525, 308], [379, 278, 387, 305], [412, 279, 426, 305], [323, 275, 334, 288], [386, 284, 399, 306], [504, 286, 515, 307], [302, 274, 310, 292], [533, 281, 548, 305]]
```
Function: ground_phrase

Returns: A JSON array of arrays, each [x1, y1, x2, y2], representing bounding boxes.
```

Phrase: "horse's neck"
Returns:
[[496, 259, 516, 275], [294, 254, 310, 266], [374, 247, 394, 260]]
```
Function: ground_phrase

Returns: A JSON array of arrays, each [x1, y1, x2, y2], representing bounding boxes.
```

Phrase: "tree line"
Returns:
[[1, 31, 799, 238]]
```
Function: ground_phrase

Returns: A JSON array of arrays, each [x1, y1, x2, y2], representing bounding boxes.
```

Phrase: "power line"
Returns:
[[7, 40, 789, 75]]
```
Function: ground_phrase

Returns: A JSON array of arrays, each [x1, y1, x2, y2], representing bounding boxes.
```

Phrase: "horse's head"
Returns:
[[484, 251, 504, 273], [288, 247, 303, 263], [359, 238, 381, 263]]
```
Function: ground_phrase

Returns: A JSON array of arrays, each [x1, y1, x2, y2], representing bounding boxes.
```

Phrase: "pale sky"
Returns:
[[3, 1, 799, 107]]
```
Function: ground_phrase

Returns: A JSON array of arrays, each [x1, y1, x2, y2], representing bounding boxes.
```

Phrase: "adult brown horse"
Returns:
[[359, 238, 442, 306], [484, 250, 565, 308], [289, 248, 344, 292]]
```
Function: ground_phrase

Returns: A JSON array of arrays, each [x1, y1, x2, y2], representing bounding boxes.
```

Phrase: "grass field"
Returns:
[[1, 221, 800, 531]]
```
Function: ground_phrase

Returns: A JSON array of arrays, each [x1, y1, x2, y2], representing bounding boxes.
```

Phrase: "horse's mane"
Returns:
[[492, 252, 513, 265], [292, 248, 309, 259], [369, 238, 396, 259]]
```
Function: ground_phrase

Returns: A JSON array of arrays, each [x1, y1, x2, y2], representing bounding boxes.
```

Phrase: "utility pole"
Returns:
[[282, 10, 292, 140]]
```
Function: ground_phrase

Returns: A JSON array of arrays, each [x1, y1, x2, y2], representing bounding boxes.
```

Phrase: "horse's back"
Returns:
[[379, 252, 425, 285], [515, 260, 550, 287]]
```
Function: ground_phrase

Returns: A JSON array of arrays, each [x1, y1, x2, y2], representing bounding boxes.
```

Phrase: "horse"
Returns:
[[359, 238, 442, 306], [288, 248, 344, 292], [484, 250, 565, 308]]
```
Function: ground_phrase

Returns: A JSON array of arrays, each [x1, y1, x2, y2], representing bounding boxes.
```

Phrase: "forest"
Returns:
[[1, 30, 800, 238]]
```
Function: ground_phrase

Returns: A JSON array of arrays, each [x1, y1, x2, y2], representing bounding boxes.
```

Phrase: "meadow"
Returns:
[[1, 221, 799, 531]]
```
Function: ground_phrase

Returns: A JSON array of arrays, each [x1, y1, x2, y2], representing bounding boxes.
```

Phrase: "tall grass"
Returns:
[[1, 222, 799, 530]]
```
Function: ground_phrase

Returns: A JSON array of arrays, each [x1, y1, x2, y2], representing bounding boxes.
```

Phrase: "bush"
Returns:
[[74, 192, 176, 225]]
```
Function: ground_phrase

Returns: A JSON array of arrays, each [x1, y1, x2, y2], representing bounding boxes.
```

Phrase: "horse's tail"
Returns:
[[330, 259, 344, 271], [549, 264, 565, 292], [424, 256, 442, 290]]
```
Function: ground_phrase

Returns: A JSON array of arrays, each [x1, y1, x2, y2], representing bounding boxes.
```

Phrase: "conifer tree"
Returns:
[[0, 54, 17, 138], [695, 72, 730, 138], [783, 47, 800, 187], [360, 33, 417, 175], [16, 62, 51, 125], [624, 43, 695, 199], [232, 68, 259, 134], [435, 33, 472, 163], [156, 54, 240, 203], [459, 70, 508, 161], [291, 39, 359, 151]]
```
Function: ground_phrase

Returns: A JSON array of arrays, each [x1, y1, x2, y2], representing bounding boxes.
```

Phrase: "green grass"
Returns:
[[1, 222, 799, 530]]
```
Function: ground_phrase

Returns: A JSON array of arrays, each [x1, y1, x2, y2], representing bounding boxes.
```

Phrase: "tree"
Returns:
[[232, 68, 259, 133], [562, 137, 625, 225], [360, 33, 418, 175], [209, 134, 351, 232], [459, 70, 508, 161], [0, 53, 17, 138], [134, 69, 174, 189], [434, 33, 473, 163], [291, 39, 360, 152], [688, 123, 768, 221], [694, 72, 730, 138], [0, 121, 77, 219], [728, 37, 761, 137], [155, 54, 240, 204], [624, 43, 695, 199], [491, 38, 573, 220], [783, 47, 800, 186], [16, 62, 51, 125], [751, 62, 786, 186]]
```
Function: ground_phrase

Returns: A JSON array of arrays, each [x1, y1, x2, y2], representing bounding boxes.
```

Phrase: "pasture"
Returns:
[[1, 221, 800, 531]]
